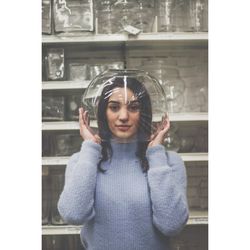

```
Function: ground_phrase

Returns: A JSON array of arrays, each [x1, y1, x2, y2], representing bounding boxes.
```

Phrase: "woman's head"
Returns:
[[97, 76, 152, 142]]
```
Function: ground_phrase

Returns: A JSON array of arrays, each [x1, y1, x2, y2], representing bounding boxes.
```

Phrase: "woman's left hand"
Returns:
[[148, 114, 170, 147]]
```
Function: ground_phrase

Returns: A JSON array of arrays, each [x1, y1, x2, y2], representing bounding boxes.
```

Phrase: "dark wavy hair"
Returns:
[[97, 76, 152, 172]]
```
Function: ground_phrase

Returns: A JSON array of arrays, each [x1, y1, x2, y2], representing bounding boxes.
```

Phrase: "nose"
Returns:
[[118, 106, 129, 122]]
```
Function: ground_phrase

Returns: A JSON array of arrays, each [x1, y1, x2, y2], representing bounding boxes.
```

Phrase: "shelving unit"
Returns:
[[42, 33, 208, 44], [42, 3, 208, 247]]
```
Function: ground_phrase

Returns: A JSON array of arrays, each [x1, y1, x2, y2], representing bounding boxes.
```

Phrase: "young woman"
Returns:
[[58, 76, 189, 250]]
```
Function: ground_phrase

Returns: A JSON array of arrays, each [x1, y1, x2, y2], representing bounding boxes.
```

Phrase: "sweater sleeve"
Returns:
[[57, 140, 102, 225], [146, 145, 189, 236]]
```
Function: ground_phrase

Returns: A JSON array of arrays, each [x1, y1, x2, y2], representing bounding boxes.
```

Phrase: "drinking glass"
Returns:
[[190, 0, 208, 31], [167, 94, 184, 113], [42, 174, 50, 225], [157, 0, 174, 32], [171, 0, 191, 31], [51, 173, 66, 225], [54, 134, 82, 156]]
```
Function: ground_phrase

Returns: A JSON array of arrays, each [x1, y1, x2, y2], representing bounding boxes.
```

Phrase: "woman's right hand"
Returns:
[[79, 107, 101, 144]]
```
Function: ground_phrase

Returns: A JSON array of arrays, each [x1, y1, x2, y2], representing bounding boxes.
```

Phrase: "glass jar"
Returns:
[[141, 59, 185, 100], [96, 0, 115, 34], [45, 48, 65, 80], [82, 69, 167, 124], [112, 0, 140, 33], [131, 0, 155, 33]]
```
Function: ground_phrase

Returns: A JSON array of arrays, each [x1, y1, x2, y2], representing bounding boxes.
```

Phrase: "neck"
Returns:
[[110, 136, 137, 144]]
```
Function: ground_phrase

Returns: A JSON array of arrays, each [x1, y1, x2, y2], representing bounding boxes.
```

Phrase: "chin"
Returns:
[[114, 131, 136, 140]]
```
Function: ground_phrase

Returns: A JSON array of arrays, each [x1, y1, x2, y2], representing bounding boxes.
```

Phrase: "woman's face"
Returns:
[[106, 87, 140, 140]]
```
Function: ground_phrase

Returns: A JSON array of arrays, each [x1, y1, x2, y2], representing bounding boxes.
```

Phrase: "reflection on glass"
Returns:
[[66, 95, 81, 121], [163, 129, 181, 152]]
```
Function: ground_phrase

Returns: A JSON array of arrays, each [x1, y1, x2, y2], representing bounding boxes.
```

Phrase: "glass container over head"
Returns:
[[82, 69, 168, 142]]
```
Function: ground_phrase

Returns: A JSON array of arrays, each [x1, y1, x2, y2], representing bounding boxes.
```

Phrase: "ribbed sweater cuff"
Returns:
[[146, 144, 168, 169]]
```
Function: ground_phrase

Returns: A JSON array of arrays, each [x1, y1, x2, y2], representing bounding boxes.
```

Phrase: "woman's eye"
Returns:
[[108, 105, 120, 112], [128, 103, 140, 112]]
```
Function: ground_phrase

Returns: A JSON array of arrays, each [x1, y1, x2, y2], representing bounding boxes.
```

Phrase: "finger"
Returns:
[[94, 134, 101, 144], [85, 111, 90, 126], [83, 111, 89, 125], [79, 108, 84, 125]]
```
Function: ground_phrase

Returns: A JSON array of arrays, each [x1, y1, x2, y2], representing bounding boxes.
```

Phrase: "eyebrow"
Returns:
[[107, 101, 120, 104], [107, 100, 139, 104]]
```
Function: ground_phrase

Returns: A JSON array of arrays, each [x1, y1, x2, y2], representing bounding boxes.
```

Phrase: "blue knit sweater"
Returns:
[[58, 140, 189, 250]]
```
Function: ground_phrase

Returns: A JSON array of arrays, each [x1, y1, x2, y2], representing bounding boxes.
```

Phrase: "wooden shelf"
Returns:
[[42, 210, 207, 235], [42, 153, 208, 166], [42, 32, 208, 44], [187, 210, 208, 225], [42, 114, 207, 131], [42, 225, 81, 235], [42, 81, 90, 90]]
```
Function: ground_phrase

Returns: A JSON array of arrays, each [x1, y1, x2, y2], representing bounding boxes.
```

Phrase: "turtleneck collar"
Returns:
[[110, 138, 138, 159]]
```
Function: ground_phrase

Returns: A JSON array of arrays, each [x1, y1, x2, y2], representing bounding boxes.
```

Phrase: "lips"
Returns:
[[115, 125, 131, 132]]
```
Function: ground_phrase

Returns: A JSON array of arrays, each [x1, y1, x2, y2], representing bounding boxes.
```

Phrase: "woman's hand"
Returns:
[[148, 114, 170, 147], [79, 107, 101, 144]]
